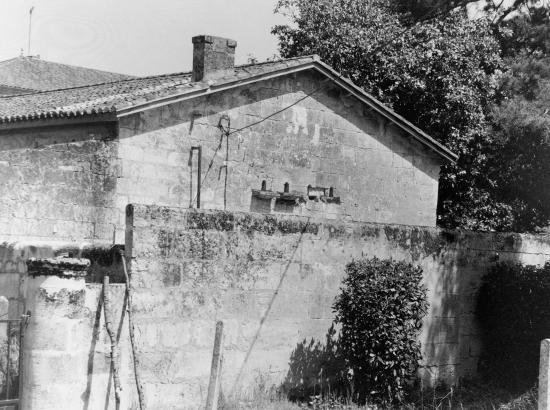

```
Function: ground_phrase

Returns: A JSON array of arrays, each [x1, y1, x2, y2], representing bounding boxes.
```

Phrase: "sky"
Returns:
[[0, 0, 289, 76]]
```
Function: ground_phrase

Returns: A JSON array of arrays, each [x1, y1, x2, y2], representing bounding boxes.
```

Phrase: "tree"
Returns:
[[487, 88, 550, 231], [273, 0, 505, 230], [484, 3, 550, 231]]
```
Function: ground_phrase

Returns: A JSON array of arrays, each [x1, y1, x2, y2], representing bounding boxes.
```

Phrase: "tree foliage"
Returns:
[[273, 0, 550, 232], [477, 262, 550, 391], [273, 0, 504, 230], [485, 3, 550, 231]]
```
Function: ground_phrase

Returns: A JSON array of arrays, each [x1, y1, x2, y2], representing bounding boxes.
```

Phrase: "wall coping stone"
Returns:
[[26, 257, 91, 278]]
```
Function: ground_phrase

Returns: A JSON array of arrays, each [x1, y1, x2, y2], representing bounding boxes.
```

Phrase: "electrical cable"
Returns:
[[227, 87, 321, 136]]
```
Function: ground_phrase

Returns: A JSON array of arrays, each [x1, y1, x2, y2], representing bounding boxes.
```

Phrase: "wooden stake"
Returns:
[[205, 321, 224, 410], [103, 275, 122, 410], [120, 250, 145, 410]]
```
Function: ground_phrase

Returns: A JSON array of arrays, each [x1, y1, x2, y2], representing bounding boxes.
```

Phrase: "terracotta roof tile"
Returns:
[[0, 55, 458, 162], [0, 56, 316, 123]]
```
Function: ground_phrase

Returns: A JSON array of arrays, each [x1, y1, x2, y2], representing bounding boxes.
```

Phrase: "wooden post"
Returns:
[[103, 276, 122, 410], [120, 250, 145, 410], [205, 321, 224, 410], [540, 339, 550, 410]]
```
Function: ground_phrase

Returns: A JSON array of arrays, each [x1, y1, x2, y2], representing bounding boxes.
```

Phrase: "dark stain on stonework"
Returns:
[[186, 211, 235, 231]]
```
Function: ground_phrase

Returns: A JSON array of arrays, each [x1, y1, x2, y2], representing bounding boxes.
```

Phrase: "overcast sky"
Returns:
[[0, 0, 288, 76]]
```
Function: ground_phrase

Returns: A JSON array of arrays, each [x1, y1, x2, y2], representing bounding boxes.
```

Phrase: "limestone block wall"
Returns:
[[0, 122, 120, 242], [116, 70, 442, 236], [19, 205, 550, 409], [124, 205, 550, 401], [0, 70, 442, 245]]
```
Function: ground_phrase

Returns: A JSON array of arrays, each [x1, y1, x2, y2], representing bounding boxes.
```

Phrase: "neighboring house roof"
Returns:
[[0, 55, 458, 162], [0, 56, 133, 92], [0, 84, 36, 96]]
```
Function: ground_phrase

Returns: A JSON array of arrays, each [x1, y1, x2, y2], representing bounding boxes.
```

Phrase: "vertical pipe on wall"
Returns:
[[191, 146, 202, 209]]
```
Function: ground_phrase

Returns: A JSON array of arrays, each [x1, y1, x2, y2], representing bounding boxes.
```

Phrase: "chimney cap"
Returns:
[[192, 35, 237, 48]]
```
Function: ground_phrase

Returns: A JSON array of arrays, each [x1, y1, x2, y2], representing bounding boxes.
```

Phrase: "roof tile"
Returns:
[[0, 56, 316, 123]]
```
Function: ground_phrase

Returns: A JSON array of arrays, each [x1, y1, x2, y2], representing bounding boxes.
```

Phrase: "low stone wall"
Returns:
[[19, 205, 550, 409], [20, 263, 136, 410], [125, 205, 550, 401]]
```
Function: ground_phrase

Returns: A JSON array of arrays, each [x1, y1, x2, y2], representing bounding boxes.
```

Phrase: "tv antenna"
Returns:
[[28, 6, 34, 56]]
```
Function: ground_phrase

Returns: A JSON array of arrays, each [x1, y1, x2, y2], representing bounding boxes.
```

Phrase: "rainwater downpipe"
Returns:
[[191, 146, 202, 208]]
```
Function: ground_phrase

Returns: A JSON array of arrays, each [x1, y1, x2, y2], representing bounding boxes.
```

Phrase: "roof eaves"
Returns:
[[0, 55, 457, 163], [117, 56, 457, 163], [0, 106, 117, 125]]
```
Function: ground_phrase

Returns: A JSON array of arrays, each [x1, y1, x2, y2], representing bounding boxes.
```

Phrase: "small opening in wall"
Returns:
[[329, 187, 334, 197], [284, 182, 289, 193], [261, 180, 267, 191]]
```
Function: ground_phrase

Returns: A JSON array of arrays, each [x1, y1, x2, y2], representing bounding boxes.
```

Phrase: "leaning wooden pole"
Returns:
[[120, 250, 145, 410], [103, 275, 122, 410], [205, 321, 224, 410]]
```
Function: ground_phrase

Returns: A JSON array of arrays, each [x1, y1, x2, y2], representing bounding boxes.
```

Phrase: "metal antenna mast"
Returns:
[[28, 6, 34, 56]]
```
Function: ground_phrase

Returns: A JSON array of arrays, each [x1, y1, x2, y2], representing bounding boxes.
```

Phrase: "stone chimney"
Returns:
[[192, 35, 237, 82]]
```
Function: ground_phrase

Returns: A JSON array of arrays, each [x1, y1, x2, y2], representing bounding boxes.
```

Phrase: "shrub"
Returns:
[[333, 258, 428, 404], [477, 262, 550, 391]]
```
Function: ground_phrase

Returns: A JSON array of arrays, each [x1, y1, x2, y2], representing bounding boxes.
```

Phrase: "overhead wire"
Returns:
[[190, 86, 322, 207]]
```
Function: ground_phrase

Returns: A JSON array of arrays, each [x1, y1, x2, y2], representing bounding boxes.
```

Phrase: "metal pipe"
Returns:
[[191, 146, 202, 208]]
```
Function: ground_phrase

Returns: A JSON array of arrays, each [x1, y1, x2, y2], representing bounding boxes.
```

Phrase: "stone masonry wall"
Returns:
[[122, 205, 549, 406], [0, 122, 120, 242], [19, 205, 550, 409], [116, 70, 441, 238], [0, 70, 441, 245]]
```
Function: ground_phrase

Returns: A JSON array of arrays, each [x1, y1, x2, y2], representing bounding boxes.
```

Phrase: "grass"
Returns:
[[220, 381, 538, 410]]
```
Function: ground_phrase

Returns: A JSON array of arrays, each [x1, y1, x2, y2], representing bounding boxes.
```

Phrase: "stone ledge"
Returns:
[[26, 257, 90, 278]]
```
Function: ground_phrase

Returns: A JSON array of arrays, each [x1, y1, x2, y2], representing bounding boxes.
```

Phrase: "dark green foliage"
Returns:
[[487, 85, 550, 232], [273, 0, 506, 231], [486, 4, 550, 232], [333, 258, 428, 404], [477, 262, 550, 391]]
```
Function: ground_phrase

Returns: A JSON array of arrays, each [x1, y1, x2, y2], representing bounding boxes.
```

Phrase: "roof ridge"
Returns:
[[233, 54, 317, 70], [0, 56, 316, 99], [0, 57, 21, 68], [0, 82, 37, 94], [0, 71, 192, 99]]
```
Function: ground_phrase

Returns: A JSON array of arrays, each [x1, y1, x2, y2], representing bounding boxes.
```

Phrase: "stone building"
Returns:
[[0, 35, 475, 409], [4, 32, 550, 410], [0, 35, 456, 244], [0, 55, 132, 95]]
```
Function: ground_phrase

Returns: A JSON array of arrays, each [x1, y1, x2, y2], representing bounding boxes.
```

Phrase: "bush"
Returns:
[[333, 258, 428, 404], [477, 262, 550, 391]]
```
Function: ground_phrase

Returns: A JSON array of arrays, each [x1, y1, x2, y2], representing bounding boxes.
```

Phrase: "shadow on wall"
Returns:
[[278, 228, 531, 400], [416, 230, 526, 386], [280, 325, 350, 402], [229, 216, 314, 396]]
